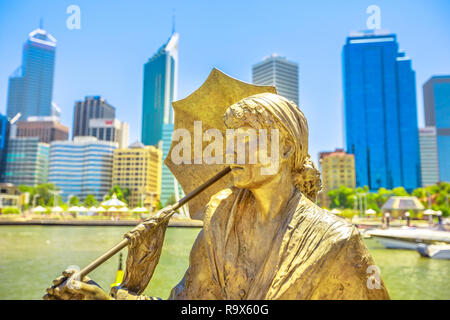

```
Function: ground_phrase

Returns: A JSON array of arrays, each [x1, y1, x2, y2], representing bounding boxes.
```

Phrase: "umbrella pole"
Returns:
[[57, 166, 231, 289]]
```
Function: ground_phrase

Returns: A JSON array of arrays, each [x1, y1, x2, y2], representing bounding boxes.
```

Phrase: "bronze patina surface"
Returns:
[[44, 69, 390, 300]]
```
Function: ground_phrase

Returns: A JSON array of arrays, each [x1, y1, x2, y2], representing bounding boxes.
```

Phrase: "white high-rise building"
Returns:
[[88, 118, 129, 149], [252, 54, 299, 105], [419, 127, 440, 186]]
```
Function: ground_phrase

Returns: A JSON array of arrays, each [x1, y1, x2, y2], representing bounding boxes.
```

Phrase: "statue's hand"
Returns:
[[124, 207, 174, 248], [43, 268, 113, 300]]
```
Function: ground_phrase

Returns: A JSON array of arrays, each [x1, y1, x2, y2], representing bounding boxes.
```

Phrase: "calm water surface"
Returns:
[[0, 226, 448, 300]]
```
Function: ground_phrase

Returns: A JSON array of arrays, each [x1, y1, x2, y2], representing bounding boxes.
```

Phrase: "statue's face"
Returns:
[[229, 126, 283, 189]]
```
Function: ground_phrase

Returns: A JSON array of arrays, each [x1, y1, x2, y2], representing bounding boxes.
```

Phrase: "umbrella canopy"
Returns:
[[96, 207, 106, 213], [165, 68, 276, 220], [77, 206, 88, 212], [107, 206, 118, 212], [88, 206, 98, 212], [381, 196, 425, 211], [51, 206, 64, 213], [423, 209, 435, 215], [101, 194, 126, 208], [117, 206, 128, 212], [68, 206, 80, 212], [132, 207, 148, 213], [32, 206, 47, 213], [365, 208, 377, 215]]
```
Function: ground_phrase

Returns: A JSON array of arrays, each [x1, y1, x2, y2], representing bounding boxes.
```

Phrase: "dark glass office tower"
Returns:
[[72, 96, 115, 139], [6, 28, 57, 120], [343, 30, 421, 191], [423, 76, 450, 182]]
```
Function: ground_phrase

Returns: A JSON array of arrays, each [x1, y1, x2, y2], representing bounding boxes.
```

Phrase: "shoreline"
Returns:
[[0, 219, 203, 228]]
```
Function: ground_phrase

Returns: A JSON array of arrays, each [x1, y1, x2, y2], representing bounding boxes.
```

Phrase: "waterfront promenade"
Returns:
[[0, 217, 203, 227]]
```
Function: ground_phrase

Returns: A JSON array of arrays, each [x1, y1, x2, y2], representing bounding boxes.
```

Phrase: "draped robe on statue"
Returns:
[[120, 187, 390, 300], [165, 187, 390, 300]]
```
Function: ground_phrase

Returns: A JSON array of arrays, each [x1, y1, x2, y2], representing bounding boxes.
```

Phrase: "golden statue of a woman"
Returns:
[[45, 92, 390, 300]]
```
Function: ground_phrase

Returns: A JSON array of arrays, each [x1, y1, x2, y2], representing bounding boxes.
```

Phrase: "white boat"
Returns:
[[417, 244, 450, 259], [365, 227, 450, 250]]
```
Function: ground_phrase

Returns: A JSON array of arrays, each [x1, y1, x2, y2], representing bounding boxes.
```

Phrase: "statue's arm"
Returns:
[[169, 229, 222, 300], [111, 219, 170, 299]]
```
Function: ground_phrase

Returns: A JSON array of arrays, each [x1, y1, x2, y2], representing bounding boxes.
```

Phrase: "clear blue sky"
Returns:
[[1, 0, 449, 165]]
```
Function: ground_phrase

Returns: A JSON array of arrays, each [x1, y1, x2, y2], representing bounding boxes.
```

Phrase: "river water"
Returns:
[[0, 226, 448, 300]]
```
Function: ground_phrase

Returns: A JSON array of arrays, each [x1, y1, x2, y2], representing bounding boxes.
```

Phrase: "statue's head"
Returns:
[[223, 93, 321, 201]]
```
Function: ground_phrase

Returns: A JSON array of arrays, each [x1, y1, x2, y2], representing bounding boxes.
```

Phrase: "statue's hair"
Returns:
[[223, 94, 322, 201]]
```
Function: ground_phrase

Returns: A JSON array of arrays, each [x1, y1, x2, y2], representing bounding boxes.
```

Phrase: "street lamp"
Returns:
[[49, 190, 62, 207]]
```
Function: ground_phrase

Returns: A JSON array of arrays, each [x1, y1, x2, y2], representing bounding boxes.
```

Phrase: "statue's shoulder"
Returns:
[[296, 195, 359, 243]]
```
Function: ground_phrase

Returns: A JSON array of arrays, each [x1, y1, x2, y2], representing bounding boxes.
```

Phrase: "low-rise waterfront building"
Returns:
[[0, 183, 21, 208]]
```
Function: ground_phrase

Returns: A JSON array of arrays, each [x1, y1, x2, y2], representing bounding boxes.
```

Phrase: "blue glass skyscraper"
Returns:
[[141, 33, 184, 207], [343, 30, 421, 191], [6, 27, 57, 120], [423, 76, 450, 182], [0, 114, 10, 181], [141, 33, 178, 146]]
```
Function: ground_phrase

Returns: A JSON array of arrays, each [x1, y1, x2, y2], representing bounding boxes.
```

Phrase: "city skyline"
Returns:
[[1, 0, 449, 166]]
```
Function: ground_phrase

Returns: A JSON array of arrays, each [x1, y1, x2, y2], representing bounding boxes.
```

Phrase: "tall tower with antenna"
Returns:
[[6, 23, 58, 120]]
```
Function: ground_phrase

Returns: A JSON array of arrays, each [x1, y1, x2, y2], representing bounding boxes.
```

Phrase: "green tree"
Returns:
[[69, 196, 80, 206], [328, 185, 355, 209], [19, 183, 60, 206], [105, 185, 130, 204], [374, 188, 393, 209], [83, 195, 98, 207], [392, 187, 409, 197]]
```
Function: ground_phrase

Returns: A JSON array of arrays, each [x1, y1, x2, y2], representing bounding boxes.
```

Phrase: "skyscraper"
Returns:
[[72, 96, 115, 139], [252, 54, 299, 105], [343, 30, 421, 191], [419, 127, 440, 186], [0, 114, 10, 181], [423, 75, 450, 182], [6, 27, 58, 120], [141, 33, 183, 207], [49, 137, 117, 201], [141, 33, 178, 146]]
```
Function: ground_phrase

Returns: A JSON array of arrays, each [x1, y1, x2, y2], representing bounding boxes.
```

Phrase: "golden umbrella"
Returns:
[[165, 68, 276, 220]]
